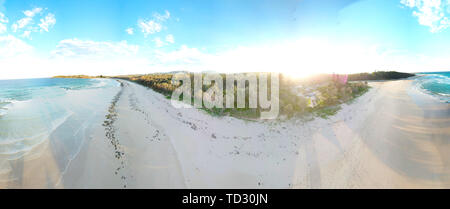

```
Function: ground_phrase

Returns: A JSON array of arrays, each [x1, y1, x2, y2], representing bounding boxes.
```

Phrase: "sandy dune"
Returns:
[[2, 78, 449, 188]]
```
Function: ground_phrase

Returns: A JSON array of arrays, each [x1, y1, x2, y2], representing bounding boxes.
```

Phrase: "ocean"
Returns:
[[0, 78, 119, 162], [0, 78, 111, 115], [415, 72, 450, 103]]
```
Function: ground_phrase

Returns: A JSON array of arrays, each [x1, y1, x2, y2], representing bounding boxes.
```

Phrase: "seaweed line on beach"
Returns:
[[102, 80, 128, 188]]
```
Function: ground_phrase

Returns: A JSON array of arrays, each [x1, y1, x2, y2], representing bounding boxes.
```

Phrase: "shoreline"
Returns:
[[1, 78, 449, 188], [413, 73, 450, 103], [0, 83, 120, 188]]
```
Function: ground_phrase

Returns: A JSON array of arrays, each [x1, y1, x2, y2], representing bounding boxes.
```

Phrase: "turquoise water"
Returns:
[[0, 78, 111, 116], [0, 78, 119, 161], [416, 72, 450, 103]]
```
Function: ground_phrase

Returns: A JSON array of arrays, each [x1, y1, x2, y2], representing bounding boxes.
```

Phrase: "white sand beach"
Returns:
[[1, 78, 449, 188]]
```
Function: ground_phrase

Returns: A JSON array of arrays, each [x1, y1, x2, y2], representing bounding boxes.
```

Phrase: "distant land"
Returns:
[[53, 71, 416, 81], [347, 71, 415, 81], [53, 75, 100, 79]]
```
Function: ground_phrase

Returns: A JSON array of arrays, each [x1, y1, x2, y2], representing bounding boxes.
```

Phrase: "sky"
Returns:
[[0, 0, 450, 79]]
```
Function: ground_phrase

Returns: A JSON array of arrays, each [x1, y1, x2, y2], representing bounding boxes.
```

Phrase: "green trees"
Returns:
[[121, 73, 370, 120], [348, 71, 415, 81], [53, 72, 373, 120]]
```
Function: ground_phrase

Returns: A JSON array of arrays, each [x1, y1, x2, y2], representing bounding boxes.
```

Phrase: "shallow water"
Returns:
[[0, 78, 119, 162], [415, 72, 450, 103]]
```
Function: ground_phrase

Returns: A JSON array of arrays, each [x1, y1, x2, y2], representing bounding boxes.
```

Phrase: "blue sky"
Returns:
[[1, 0, 306, 52], [0, 0, 450, 79]]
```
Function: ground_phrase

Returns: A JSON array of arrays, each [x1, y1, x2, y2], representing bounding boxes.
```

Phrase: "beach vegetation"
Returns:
[[314, 106, 342, 119], [113, 73, 370, 120], [55, 72, 373, 120], [347, 71, 415, 81]]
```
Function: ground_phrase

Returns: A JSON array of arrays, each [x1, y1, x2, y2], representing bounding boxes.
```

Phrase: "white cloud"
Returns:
[[0, 38, 42, 79], [10, 9, 38, 33], [38, 13, 56, 32], [11, 23, 17, 32], [153, 37, 165, 47], [24, 7, 42, 17], [147, 39, 421, 77], [0, 23, 6, 34], [12, 17, 32, 32], [45, 39, 147, 78], [0, 12, 8, 23], [126, 27, 134, 35], [0, 12, 7, 33], [153, 10, 170, 21], [401, 0, 450, 32], [153, 35, 174, 47], [138, 19, 162, 37], [52, 39, 139, 58], [0, 37, 149, 79], [136, 10, 171, 37], [165, 34, 174, 43], [21, 30, 31, 39], [156, 45, 208, 62], [10, 7, 55, 38], [1, 35, 446, 80], [0, 35, 33, 57]]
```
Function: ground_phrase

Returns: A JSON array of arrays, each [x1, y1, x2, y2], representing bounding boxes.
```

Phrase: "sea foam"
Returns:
[[415, 72, 450, 103], [0, 78, 120, 163]]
